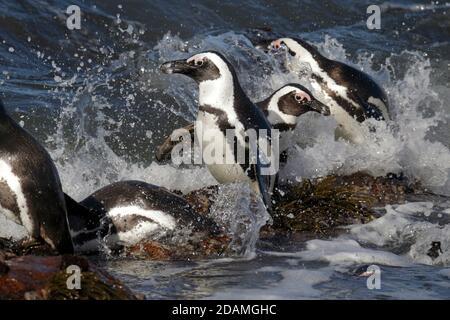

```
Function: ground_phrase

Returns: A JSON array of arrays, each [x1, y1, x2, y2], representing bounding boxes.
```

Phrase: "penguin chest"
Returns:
[[196, 111, 249, 184], [311, 80, 365, 144], [0, 159, 33, 233]]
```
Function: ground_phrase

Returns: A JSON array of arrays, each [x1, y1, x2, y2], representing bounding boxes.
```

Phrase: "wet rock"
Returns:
[[0, 258, 9, 275], [0, 237, 57, 256], [266, 173, 424, 237], [60, 254, 90, 272], [124, 234, 231, 260], [330, 172, 420, 206], [126, 241, 173, 260], [179, 172, 423, 239], [269, 175, 377, 236], [183, 185, 219, 216], [0, 255, 138, 300]]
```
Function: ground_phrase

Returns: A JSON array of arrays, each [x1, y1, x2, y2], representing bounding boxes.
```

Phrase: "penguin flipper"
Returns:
[[155, 123, 195, 162], [355, 95, 386, 121], [252, 144, 276, 213], [256, 167, 271, 211]]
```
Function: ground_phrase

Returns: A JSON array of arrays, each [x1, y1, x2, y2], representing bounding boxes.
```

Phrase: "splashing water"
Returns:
[[1, 0, 450, 299]]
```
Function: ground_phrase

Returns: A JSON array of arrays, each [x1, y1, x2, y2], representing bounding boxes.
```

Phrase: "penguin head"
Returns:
[[267, 84, 330, 120], [267, 38, 320, 65], [160, 51, 233, 83]]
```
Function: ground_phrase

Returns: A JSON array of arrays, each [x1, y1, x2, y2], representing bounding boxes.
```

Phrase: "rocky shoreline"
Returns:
[[0, 172, 428, 300], [0, 244, 140, 300]]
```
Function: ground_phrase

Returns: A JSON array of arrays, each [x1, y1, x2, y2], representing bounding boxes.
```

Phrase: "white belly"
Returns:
[[0, 160, 33, 234], [196, 111, 249, 184], [329, 104, 365, 144], [311, 79, 365, 144]]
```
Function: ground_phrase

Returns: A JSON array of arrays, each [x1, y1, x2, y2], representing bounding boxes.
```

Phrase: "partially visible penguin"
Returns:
[[156, 83, 330, 161], [65, 180, 220, 252], [256, 83, 330, 152], [0, 99, 74, 253], [160, 51, 278, 210], [261, 37, 390, 144]]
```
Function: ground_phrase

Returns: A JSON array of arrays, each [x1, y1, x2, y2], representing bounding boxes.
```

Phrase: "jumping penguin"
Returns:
[[264, 37, 390, 143], [160, 51, 277, 210]]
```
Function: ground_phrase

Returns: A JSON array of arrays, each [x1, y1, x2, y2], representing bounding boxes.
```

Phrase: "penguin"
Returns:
[[263, 37, 390, 143], [155, 83, 330, 161], [160, 51, 277, 210], [257, 83, 330, 152], [65, 180, 220, 252], [0, 99, 74, 253]]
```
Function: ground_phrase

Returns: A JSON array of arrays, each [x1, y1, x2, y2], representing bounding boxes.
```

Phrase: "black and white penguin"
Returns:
[[0, 99, 74, 253], [257, 83, 330, 152], [155, 83, 330, 161], [65, 180, 220, 252], [265, 37, 390, 143], [160, 51, 277, 210]]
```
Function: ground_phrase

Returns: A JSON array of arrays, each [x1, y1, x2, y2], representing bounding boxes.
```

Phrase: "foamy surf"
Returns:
[[1, 0, 449, 299]]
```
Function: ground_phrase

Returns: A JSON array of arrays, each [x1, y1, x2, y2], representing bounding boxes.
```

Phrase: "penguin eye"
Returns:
[[195, 59, 204, 67], [294, 94, 306, 103], [294, 92, 311, 104]]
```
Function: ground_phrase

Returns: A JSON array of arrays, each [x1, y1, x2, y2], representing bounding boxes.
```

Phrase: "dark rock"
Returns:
[[183, 185, 219, 216], [0, 258, 9, 275], [0, 255, 138, 300], [60, 255, 90, 272], [125, 234, 231, 260], [179, 172, 423, 239], [0, 237, 56, 256]]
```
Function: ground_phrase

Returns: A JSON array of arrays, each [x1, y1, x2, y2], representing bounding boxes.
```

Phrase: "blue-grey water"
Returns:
[[0, 0, 449, 299]]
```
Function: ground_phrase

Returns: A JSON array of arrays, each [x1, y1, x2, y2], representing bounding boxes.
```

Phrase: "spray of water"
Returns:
[[1, 30, 449, 259]]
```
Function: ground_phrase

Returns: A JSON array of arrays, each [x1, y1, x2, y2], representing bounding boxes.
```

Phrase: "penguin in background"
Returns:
[[259, 37, 390, 143]]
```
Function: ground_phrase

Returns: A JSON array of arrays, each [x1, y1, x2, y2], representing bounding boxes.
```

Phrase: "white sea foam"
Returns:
[[265, 239, 410, 267], [0, 214, 27, 240], [210, 267, 331, 299], [263, 201, 450, 268], [349, 202, 450, 266]]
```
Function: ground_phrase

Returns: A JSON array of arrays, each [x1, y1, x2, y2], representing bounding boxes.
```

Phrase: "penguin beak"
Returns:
[[310, 100, 331, 116], [160, 59, 196, 75]]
